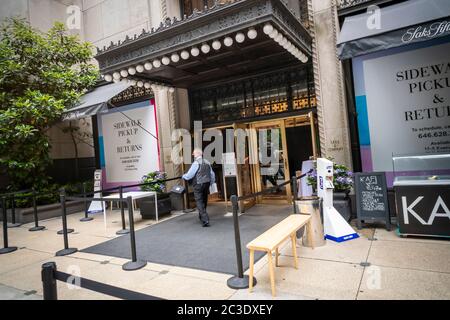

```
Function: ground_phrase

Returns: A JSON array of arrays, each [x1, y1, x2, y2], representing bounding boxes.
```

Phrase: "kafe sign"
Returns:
[[395, 185, 450, 237], [99, 100, 159, 186]]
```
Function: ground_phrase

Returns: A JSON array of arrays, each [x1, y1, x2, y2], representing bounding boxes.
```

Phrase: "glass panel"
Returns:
[[182, 0, 217, 16], [189, 65, 315, 125], [256, 125, 287, 199]]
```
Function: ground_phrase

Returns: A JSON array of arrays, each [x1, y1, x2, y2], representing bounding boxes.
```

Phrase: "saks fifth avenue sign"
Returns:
[[402, 20, 450, 44]]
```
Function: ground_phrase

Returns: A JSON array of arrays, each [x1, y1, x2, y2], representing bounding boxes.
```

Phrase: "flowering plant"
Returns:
[[140, 171, 167, 193], [306, 162, 353, 192]]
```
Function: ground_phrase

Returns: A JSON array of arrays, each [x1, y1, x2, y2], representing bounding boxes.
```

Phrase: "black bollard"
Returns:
[[55, 190, 77, 256], [116, 186, 129, 235], [8, 194, 22, 228], [227, 195, 256, 289], [122, 196, 146, 271], [41, 262, 58, 300], [0, 197, 18, 254], [29, 189, 45, 232], [292, 176, 298, 214], [80, 182, 93, 222]]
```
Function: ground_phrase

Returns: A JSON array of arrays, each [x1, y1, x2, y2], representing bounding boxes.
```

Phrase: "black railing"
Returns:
[[226, 170, 312, 289], [0, 176, 183, 256], [42, 262, 162, 300]]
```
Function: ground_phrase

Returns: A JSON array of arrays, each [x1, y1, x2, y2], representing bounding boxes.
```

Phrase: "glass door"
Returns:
[[250, 120, 291, 203], [234, 123, 256, 211]]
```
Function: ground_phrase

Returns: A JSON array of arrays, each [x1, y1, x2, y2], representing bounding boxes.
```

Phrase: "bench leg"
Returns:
[[291, 234, 298, 269], [249, 249, 255, 293], [267, 250, 276, 297], [307, 220, 315, 249], [275, 248, 279, 267]]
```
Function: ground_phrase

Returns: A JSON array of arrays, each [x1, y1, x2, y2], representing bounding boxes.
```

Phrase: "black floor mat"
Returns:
[[82, 203, 292, 274]]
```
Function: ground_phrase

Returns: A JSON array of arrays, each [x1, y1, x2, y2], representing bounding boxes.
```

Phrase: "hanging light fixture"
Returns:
[[113, 72, 120, 80], [212, 40, 221, 50], [153, 59, 161, 68], [247, 28, 257, 40], [137, 81, 144, 88], [274, 34, 283, 43], [201, 43, 211, 54], [171, 53, 180, 63], [235, 32, 245, 43], [128, 67, 136, 75], [223, 36, 233, 47], [136, 65, 145, 73], [169, 87, 175, 93], [144, 82, 152, 89], [162, 56, 170, 65], [180, 50, 190, 60], [269, 28, 278, 39], [129, 79, 137, 86], [263, 23, 273, 35], [120, 70, 128, 78], [144, 62, 153, 70], [104, 74, 113, 82], [191, 47, 200, 57]]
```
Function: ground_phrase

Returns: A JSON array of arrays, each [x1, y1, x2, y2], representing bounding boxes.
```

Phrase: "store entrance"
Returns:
[[249, 114, 317, 204], [202, 113, 318, 208]]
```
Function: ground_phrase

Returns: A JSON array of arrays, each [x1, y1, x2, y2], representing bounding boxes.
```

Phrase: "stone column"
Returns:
[[310, 0, 352, 168], [151, 85, 182, 189]]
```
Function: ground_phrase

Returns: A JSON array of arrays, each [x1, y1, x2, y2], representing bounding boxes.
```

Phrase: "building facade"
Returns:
[[1, 0, 356, 202]]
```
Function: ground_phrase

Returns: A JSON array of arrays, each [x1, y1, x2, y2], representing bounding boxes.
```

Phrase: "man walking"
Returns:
[[182, 148, 215, 227]]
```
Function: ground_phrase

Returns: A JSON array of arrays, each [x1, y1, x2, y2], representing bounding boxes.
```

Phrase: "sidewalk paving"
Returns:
[[0, 205, 449, 300]]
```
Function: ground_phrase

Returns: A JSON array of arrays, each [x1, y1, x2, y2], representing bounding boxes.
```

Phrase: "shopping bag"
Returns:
[[209, 183, 218, 194]]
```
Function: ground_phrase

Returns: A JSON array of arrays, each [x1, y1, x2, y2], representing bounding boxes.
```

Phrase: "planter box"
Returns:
[[137, 195, 171, 220], [0, 201, 86, 224]]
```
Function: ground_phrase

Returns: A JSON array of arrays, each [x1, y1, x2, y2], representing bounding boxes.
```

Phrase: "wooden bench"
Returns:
[[246, 214, 314, 297]]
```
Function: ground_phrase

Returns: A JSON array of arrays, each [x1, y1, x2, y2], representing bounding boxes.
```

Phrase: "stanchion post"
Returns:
[[80, 182, 94, 222], [8, 193, 21, 228], [1, 196, 18, 254], [57, 188, 74, 235], [55, 190, 77, 256], [292, 176, 298, 214], [116, 185, 130, 235], [122, 196, 146, 271], [41, 262, 58, 300], [29, 189, 45, 232], [227, 195, 256, 289]]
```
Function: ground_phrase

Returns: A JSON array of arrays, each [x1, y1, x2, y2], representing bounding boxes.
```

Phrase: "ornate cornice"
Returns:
[[95, 0, 312, 73]]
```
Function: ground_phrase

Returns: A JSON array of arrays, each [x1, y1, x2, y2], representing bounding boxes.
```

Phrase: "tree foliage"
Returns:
[[0, 18, 98, 190]]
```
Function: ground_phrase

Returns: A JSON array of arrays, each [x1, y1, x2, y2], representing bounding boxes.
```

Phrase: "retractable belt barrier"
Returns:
[[42, 262, 163, 300], [227, 170, 312, 290], [0, 176, 183, 255]]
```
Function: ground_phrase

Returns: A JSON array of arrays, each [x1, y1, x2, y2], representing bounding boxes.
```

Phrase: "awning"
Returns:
[[62, 81, 131, 121], [337, 0, 450, 60], [94, 0, 312, 89]]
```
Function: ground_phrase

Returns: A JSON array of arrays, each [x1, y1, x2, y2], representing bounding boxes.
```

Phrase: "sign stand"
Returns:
[[354, 172, 391, 231], [88, 170, 104, 215], [223, 153, 238, 216]]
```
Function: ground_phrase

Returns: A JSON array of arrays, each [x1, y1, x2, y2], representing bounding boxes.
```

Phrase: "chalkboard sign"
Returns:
[[354, 172, 391, 231]]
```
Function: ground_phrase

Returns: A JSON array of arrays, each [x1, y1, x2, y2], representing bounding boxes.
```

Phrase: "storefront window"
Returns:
[[190, 65, 316, 126]]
